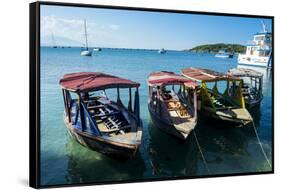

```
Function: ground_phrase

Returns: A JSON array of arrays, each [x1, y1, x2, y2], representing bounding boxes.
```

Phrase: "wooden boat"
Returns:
[[59, 72, 142, 159], [227, 68, 263, 109], [181, 67, 253, 126], [147, 71, 198, 140]]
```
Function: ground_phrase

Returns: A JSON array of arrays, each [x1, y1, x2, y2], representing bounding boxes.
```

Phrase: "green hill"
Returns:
[[188, 43, 246, 53]]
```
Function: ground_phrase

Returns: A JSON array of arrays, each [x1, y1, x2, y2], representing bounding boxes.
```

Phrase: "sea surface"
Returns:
[[40, 47, 273, 186]]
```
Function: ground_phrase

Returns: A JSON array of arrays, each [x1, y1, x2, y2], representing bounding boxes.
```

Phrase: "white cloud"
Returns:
[[41, 16, 121, 46], [109, 24, 120, 30]]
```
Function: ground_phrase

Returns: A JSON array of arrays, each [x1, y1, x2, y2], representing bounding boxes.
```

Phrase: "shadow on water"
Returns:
[[143, 108, 271, 179], [194, 115, 272, 174], [147, 120, 201, 177], [145, 107, 271, 178], [64, 137, 146, 184]]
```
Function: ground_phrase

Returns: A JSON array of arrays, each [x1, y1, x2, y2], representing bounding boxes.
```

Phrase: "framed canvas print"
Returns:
[[29, 1, 274, 188]]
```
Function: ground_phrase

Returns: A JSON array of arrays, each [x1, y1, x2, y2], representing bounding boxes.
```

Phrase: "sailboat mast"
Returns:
[[84, 19, 89, 50]]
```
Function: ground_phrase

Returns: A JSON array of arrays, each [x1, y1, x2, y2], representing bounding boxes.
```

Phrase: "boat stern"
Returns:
[[216, 108, 253, 126]]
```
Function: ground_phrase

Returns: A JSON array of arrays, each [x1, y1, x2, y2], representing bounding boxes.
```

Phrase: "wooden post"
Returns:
[[117, 87, 121, 105], [134, 87, 140, 124], [194, 90, 197, 119], [128, 88, 132, 112], [78, 94, 85, 131], [63, 90, 72, 123], [156, 88, 160, 115]]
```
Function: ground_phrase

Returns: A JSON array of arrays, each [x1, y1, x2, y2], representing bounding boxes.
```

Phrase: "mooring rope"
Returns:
[[193, 131, 210, 174], [251, 121, 272, 168]]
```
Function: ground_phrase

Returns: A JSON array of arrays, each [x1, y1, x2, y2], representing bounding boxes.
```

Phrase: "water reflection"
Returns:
[[147, 120, 200, 177], [64, 137, 146, 184], [147, 109, 271, 177]]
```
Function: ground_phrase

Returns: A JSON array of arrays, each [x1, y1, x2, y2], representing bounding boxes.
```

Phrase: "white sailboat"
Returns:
[[80, 19, 92, 56]]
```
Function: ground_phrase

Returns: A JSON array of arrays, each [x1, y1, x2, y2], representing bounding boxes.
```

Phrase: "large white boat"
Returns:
[[238, 21, 272, 68]]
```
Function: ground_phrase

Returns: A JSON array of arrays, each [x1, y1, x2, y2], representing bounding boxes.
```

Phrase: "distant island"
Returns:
[[188, 43, 246, 53]]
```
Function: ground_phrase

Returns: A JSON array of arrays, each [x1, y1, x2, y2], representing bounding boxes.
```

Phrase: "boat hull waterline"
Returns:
[[64, 117, 141, 159], [199, 107, 253, 126], [80, 50, 92, 56]]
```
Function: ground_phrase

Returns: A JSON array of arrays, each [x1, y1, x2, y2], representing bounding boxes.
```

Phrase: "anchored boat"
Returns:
[[59, 72, 142, 159], [148, 71, 198, 140], [93, 48, 102, 51], [215, 49, 234, 58], [158, 48, 166, 54], [181, 67, 253, 126], [238, 21, 272, 68], [80, 19, 92, 56], [227, 68, 263, 109]]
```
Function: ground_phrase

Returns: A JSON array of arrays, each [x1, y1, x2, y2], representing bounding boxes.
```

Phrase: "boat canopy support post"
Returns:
[[201, 83, 216, 110], [78, 93, 86, 131], [194, 90, 198, 119], [156, 87, 161, 115], [259, 77, 263, 97], [62, 89, 71, 123], [233, 81, 245, 108], [181, 85, 185, 98], [212, 81, 219, 95], [116, 87, 123, 106], [134, 87, 140, 124], [128, 88, 132, 112]]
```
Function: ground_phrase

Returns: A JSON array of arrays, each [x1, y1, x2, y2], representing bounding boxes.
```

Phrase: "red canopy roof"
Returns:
[[181, 67, 239, 82], [148, 71, 197, 88], [59, 72, 140, 92]]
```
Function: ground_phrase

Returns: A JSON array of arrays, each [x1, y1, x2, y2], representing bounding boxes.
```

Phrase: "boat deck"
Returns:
[[161, 93, 196, 134], [85, 98, 138, 140], [207, 90, 237, 110]]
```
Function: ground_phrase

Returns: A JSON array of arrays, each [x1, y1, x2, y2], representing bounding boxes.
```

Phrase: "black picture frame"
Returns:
[[29, 1, 274, 188]]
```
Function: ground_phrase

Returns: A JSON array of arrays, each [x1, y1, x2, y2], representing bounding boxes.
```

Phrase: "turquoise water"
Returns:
[[40, 47, 272, 186]]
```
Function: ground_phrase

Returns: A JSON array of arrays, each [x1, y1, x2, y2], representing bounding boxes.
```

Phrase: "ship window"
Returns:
[[254, 36, 264, 41]]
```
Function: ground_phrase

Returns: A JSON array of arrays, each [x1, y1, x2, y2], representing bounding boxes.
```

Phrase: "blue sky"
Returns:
[[40, 5, 272, 50]]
